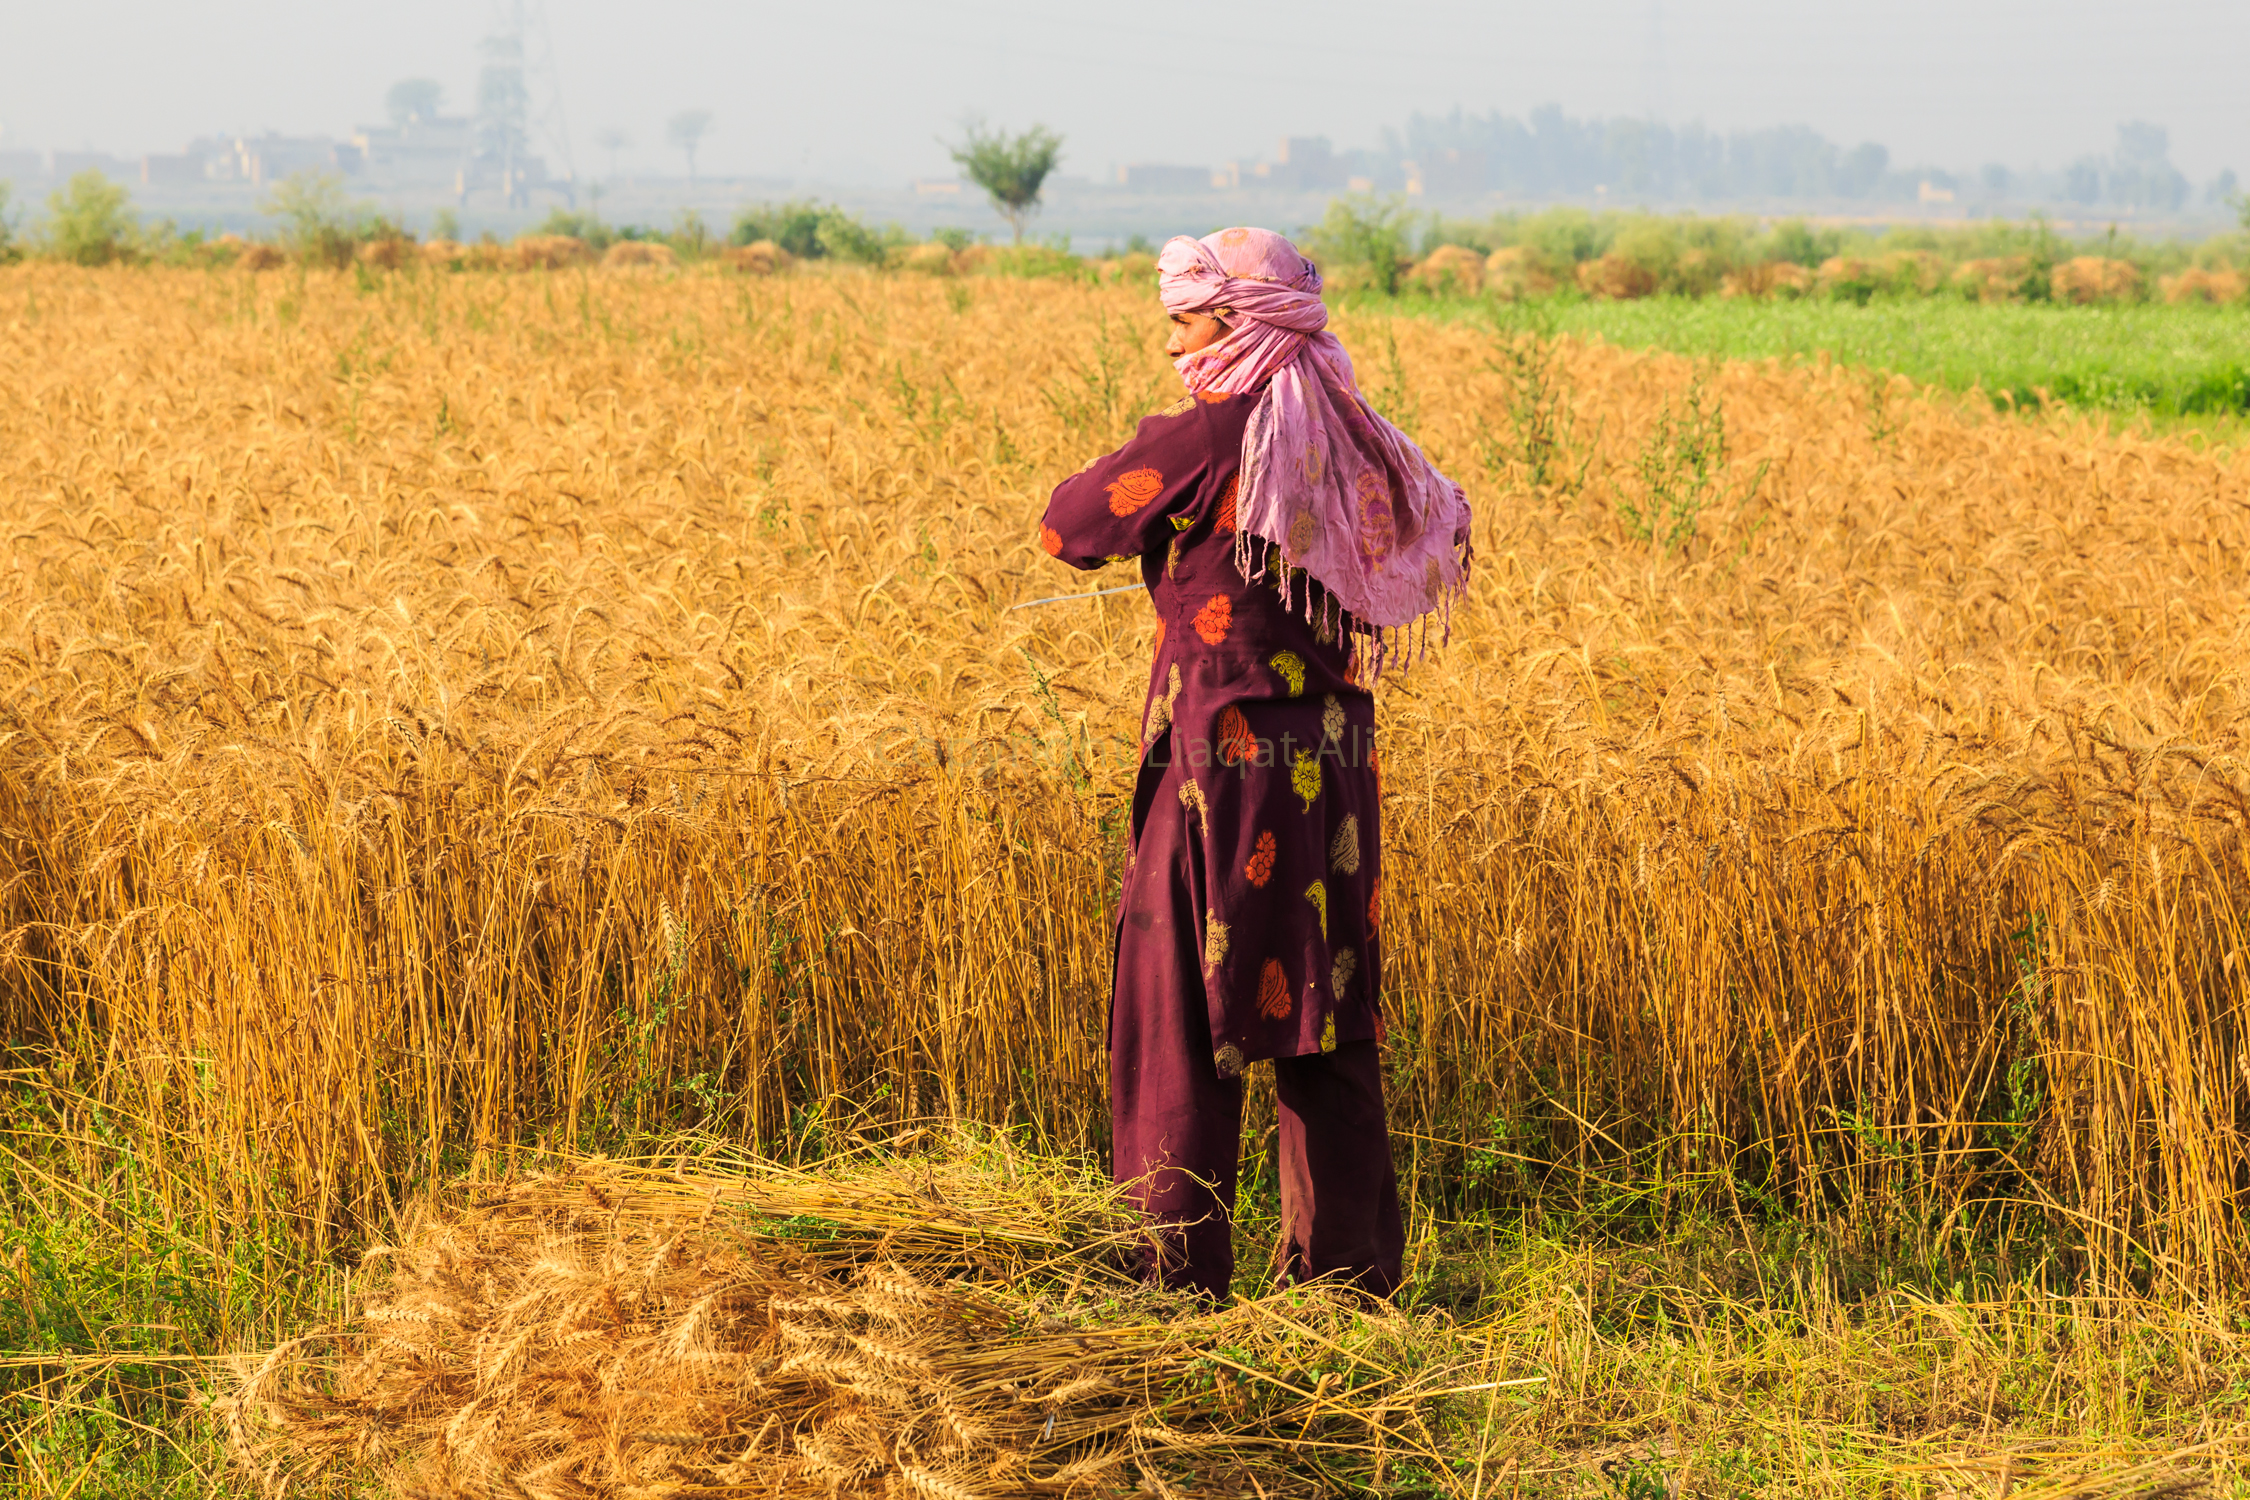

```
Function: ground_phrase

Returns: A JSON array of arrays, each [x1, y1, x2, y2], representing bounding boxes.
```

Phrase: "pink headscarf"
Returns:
[[1158, 227, 1471, 672]]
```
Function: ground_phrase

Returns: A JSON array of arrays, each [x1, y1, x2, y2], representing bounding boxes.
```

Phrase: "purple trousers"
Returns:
[[1109, 911, 1405, 1302]]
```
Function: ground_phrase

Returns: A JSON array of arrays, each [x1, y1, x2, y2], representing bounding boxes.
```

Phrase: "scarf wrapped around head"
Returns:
[[1158, 227, 1471, 673]]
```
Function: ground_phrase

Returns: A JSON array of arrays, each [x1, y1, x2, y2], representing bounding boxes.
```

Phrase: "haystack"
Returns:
[[421, 238, 467, 270], [894, 242, 956, 276], [236, 241, 288, 272], [1718, 261, 1814, 299], [2050, 256, 2143, 305], [1574, 254, 1656, 300], [1408, 244, 1484, 295], [1483, 246, 1558, 300], [2161, 265, 2247, 304], [514, 234, 593, 270], [725, 240, 796, 275], [222, 1137, 1484, 1498], [357, 237, 416, 271], [1951, 255, 2037, 303], [604, 241, 680, 271]]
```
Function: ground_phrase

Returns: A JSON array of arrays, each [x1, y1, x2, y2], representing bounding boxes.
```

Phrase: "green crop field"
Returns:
[[1380, 292, 2250, 437]]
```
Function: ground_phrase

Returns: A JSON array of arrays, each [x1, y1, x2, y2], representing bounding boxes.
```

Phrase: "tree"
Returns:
[[263, 169, 376, 267], [386, 78, 445, 128], [43, 171, 136, 266], [947, 120, 1063, 245], [2115, 121, 2170, 167], [1300, 194, 1416, 294], [594, 126, 631, 180], [667, 110, 713, 183]]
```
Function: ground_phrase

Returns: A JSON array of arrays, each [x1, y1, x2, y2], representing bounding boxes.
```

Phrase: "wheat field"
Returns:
[[2, 262, 2249, 1310]]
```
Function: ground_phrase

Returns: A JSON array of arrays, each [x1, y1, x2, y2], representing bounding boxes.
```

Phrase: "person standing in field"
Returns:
[[1038, 227, 1472, 1301]]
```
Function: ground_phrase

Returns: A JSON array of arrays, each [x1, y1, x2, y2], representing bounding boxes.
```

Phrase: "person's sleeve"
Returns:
[[1038, 404, 1211, 571]]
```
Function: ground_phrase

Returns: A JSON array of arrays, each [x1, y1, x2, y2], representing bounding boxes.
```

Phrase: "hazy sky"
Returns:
[[4, 0, 2243, 183]]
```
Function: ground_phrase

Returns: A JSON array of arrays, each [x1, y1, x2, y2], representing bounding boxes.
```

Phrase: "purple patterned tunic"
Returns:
[[1042, 390, 1382, 1078]]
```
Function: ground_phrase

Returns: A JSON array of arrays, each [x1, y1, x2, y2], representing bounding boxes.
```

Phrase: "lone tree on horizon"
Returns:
[[947, 120, 1063, 244], [594, 126, 631, 181], [667, 109, 714, 183]]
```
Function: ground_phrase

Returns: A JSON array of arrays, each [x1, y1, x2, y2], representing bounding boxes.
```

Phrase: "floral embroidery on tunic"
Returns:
[[1256, 958, 1292, 1020], [1304, 879, 1328, 941], [1217, 706, 1255, 766], [1322, 693, 1345, 744], [1216, 473, 1239, 533], [1105, 467, 1164, 516], [1368, 877, 1382, 935], [1146, 662, 1183, 741], [1192, 594, 1233, 644], [1203, 913, 1230, 974], [1319, 1013, 1337, 1053], [1245, 830, 1276, 887], [1291, 749, 1320, 811], [1167, 535, 1184, 578], [1178, 777, 1208, 836], [1215, 1043, 1245, 1078], [1039, 524, 1063, 556], [1330, 814, 1361, 875], [1331, 946, 1356, 1000], [1269, 651, 1305, 696]]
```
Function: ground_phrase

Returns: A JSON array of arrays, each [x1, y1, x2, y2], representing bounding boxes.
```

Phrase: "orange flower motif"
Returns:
[[1039, 524, 1063, 556], [1256, 958, 1292, 1020], [1217, 706, 1255, 766], [1368, 878, 1383, 936], [1105, 467, 1164, 516], [1216, 474, 1239, 534], [1191, 594, 1233, 644], [1152, 617, 1166, 653], [1245, 830, 1276, 888]]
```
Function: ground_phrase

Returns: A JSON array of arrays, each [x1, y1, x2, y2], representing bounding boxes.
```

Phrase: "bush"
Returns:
[[263, 170, 388, 267], [730, 201, 898, 263], [1301, 194, 1417, 294], [0, 182, 18, 264], [43, 171, 137, 266]]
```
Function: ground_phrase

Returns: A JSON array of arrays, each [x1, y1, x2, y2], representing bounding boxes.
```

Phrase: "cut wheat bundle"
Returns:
[[220, 1134, 1503, 1498]]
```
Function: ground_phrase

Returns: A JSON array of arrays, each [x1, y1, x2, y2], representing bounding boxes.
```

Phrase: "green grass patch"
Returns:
[[1370, 292, 2250, 427]]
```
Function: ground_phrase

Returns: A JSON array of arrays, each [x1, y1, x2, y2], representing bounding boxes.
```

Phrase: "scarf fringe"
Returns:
[[1232, 529, 1472, 689]]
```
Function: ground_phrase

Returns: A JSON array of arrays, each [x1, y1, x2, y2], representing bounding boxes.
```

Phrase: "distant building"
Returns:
[[1117, 163, 1214, 194], [1404, 149, 1488, 197], [227, 135, 352, 185], [141, 154, 206, 186], [1918, 179, 1956, 204], [50, 151, 137, 181], [1268, 137, 1346, 192], [350, 116, 473, 186], [0, 150, 43, 182]]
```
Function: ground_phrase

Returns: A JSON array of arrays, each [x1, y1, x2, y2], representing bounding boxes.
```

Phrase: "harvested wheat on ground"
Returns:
[[222, 1134, 1489, 1498]]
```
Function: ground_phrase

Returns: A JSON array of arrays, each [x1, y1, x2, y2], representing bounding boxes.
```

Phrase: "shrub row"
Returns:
[[1409, 242, 2247, 304]]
